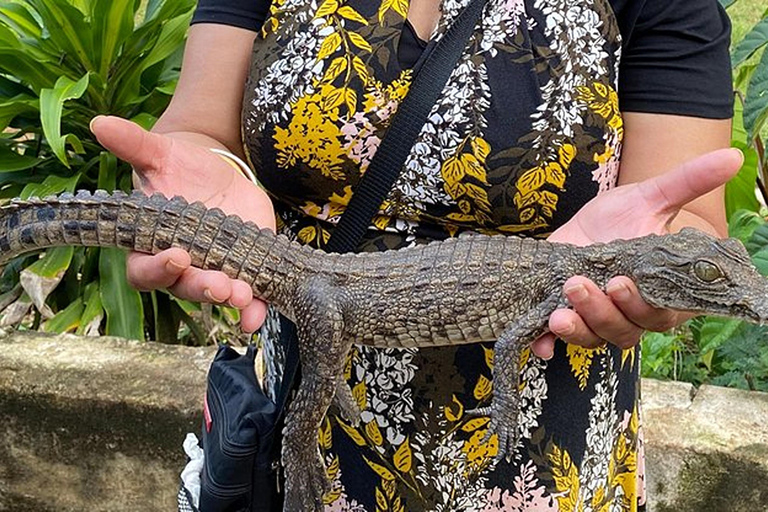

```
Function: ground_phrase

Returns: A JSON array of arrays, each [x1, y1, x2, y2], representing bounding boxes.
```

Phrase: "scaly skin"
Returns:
[[4, 190, 768, 511]]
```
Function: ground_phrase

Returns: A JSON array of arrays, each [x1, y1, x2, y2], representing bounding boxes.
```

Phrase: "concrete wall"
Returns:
[[1, 331, 767, 511]]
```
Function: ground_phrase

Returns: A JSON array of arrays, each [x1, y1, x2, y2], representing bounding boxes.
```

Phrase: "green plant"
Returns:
[[0, 0, 242, 344]]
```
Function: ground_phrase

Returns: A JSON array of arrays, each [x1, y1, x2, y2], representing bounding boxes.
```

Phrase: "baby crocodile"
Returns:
[[2, 190, 768, 511]]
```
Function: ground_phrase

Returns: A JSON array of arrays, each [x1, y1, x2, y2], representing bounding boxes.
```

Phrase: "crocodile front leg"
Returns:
[[467, 294, 563, 461], [282, 277, 352, 512]]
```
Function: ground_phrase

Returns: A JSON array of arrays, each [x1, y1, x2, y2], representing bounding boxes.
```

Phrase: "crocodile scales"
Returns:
[[3, 189, 768, 511]]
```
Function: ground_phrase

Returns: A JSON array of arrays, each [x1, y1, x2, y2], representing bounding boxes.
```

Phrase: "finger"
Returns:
[[167, 267, 234, 304], [90, 115, 172, 173], [549, 308, 604, 349], [638, 148, 743, 215], [126, 249, 191, 291], [240, 299, 269, 333], [228, 279, 254, 309], [558, 276, 644, 349], [531, 333, 556, 360], [605, 277, 680, 332]]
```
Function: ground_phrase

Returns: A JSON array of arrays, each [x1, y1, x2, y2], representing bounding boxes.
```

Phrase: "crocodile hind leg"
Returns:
[[282, 277, 352, 512]]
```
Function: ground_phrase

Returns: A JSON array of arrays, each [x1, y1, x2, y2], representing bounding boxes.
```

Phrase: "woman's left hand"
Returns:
[[530, 148, 743, 359]]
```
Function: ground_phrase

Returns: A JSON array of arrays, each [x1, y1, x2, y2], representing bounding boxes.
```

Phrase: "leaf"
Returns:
[[375, 487, 388, 509], [42, 297, 84, 333], [27, 0, 95, 70], [471, 136, 491, 164], [482, 345, 494, 370], [744, 46, 768, 140], [732, 17, 768, 68], [39, 73, 90, 167], [461, 417, 490, 432], [315, 0, 338, 18], [21, 247, 75, 318], [558, 143, 576, 168], [20, 173, 80, 200], [725, 141, 759, 217], [337, 6, 368, 25], [319, 417, 333, 449], [344, 87, 357, 115], [99, 247, 145, 341], [728, 209, 764, 243], [90, 0, 136, 77], [0, 144, 41, 172], [348, 32, 372, 52], [441, 157, 465, 186], [365, 420, 383, 445], [444, 394, 463, 421], [363, 456, 395, 480], [317, 32, 342, 61], [352, 381, 367, 409], [324, 56, 348, 82], [473, 374, 492, 400], [462, 153, 487, 184], [77, 281, 104, 336], [517, 166, 546, 195], [338, 419, 367, 446], [0, 2, 41, 38], [393, 437, 412, 472]]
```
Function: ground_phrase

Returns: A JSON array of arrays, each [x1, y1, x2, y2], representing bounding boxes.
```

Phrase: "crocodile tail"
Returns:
[[0, 190, 286, 300]]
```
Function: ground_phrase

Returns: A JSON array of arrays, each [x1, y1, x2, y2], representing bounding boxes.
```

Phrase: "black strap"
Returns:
[[324, 0, 488, 253], [275, 0, 488, 413]]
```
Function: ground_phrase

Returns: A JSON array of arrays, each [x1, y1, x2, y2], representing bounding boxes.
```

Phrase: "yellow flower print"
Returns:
[[567, 344, 606, 391], [273, 84, 348, 179]]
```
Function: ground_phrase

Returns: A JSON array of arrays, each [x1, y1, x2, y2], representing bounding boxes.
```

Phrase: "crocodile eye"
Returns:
[[694, 260, 722, 282]]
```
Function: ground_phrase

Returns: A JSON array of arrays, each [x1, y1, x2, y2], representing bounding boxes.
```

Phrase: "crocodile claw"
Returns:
[[283, 446, 332, 512], [466, 394, 520, 462]]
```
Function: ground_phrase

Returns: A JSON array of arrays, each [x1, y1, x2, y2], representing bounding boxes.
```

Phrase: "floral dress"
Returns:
[[241, 0, 643, 509]]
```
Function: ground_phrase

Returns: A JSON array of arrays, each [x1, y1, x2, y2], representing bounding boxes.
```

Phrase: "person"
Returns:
[[91, 0, 737, 508]]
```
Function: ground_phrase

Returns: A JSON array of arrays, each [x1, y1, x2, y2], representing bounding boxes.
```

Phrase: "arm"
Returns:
[[91, 24, 274, 332], [531, 114, 737, 357]]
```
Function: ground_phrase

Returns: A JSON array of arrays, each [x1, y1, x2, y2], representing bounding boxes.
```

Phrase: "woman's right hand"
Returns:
[[90, 115, 275, 332]]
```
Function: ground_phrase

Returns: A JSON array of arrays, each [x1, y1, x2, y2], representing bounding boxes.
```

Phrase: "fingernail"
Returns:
[[606, 281, 630, 301], [731, 147, 745, 166], [89, 115, 104, 133], [203, 288, 224, 303], [564, 283, 587, 302], [165, 259, 185, 273]]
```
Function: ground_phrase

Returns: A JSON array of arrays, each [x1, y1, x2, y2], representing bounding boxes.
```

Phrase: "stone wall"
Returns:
[[1, 331, 767, 511]]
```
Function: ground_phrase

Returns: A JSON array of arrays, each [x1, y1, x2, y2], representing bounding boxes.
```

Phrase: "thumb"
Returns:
[[90, 115, 172, 172], [638, 148, 744, 215]]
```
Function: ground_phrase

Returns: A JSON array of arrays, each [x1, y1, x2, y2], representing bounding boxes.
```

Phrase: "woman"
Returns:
[[92, 0, 737, 508]]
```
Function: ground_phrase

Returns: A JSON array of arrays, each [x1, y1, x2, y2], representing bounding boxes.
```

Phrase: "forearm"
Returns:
[[152, 23, 257, 157]]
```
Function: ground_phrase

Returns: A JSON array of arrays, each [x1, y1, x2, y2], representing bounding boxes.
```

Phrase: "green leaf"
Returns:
[[695, 317, 742, 357], [0, 144, 41, 172], [0, 2, 42, 39], [25, 247, 75, 279], [0, 49, 60, 91], [42, 296, 83, 333], [90, 0, 135, 78], [20, 172, 80, 199], [97, 150, 117, 190], [744, 46, 768, 140], [39, 73, 90, 166], [719, 0, 735, 8], [725, 141, 760, 216], [732, 17, 768, 68], [751, 248, 768, 275], [76, 281, 103, 336], [0, 95, 39, 131], [99, 247, 144, 341], [728, 209, 764, 243], [26, 0, 95, 71], [22, 246, 75, 318]]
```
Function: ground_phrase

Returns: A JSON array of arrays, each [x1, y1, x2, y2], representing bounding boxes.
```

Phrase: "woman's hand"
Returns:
[[530, 148, 744, 359], [90, 115, 275, 332]]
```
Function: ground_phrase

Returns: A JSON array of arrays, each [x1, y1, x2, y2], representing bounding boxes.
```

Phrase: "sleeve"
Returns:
[[191, 0, 272, 32], [617, 0, 733, 119]]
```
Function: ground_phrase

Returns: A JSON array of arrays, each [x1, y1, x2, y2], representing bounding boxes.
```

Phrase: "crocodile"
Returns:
[[2, 189, 768, 511]]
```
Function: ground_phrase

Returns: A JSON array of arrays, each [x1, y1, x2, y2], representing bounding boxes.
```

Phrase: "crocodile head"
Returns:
[[630, 227, 768, 324]]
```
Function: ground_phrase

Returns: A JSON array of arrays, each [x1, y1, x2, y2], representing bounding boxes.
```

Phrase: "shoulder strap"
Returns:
[[323, 0, 488, 253], [275, 0, 488, 414]]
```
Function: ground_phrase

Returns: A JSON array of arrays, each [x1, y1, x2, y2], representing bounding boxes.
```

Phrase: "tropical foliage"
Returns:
[[0, 0, 243, 344]]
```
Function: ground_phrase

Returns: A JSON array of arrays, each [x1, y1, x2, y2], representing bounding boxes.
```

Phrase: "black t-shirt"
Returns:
[[192, 0, 733, 118]]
